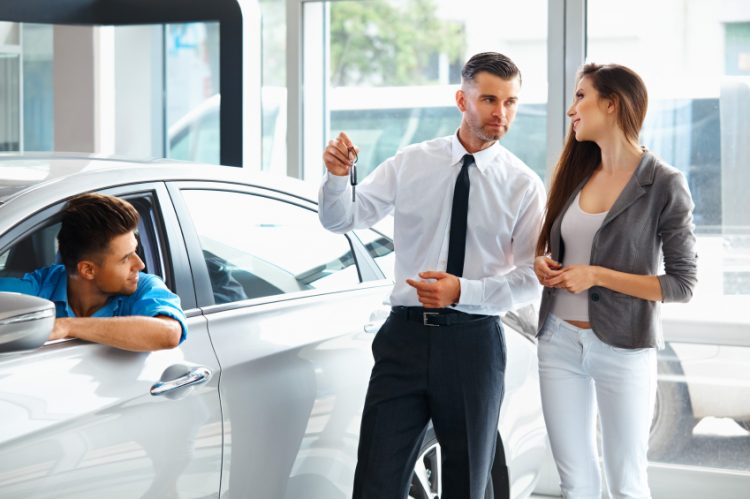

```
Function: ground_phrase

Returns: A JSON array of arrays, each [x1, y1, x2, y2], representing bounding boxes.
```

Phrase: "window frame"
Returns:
[[0, 184, 174, 284], [0, 180, 198, 336], [105, 182, 198, 312]]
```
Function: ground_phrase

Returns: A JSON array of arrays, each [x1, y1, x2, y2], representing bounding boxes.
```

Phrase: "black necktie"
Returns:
[[446, 154, 473, 277]]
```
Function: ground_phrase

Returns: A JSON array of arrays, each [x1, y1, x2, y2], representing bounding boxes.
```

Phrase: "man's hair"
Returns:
[[57, 193, 140, 273], [461, 52, 522, 86]]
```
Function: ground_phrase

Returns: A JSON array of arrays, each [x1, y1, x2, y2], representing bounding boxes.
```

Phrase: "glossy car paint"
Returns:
[[0, 315, 222, 498]]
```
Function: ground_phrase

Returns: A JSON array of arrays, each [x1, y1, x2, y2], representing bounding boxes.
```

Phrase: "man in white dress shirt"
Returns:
[[319, 52, 545, 499]]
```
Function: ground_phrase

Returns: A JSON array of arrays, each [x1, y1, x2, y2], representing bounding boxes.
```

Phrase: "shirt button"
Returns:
[[591, 293, 600, 302]]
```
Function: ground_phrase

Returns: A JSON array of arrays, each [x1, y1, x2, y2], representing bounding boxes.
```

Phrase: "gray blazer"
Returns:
[[537, 150, 698, 349]]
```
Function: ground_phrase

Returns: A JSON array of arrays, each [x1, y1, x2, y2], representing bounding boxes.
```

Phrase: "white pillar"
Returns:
[[53, 25, 97, 153], [114, 25, 164, 158]]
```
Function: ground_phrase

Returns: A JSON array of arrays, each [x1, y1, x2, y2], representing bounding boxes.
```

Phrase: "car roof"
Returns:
[[0, 153, 318, 205]]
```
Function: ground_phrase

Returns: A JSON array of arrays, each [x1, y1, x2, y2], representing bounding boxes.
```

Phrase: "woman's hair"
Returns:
[[536, 63, 648, 256], [58, 193, 140, 273]]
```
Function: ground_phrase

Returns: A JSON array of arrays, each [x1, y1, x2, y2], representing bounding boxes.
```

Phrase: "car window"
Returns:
[[123, 194, 167, 282], [0, 193, 166, 283], [354, 228, 395, 282], [0, 222, 60, 277], [181, 189, 361, 304]]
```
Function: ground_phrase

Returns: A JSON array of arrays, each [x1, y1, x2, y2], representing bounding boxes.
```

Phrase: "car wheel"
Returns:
[[408, 428, 493, 499], [648, 343, 696, 461]]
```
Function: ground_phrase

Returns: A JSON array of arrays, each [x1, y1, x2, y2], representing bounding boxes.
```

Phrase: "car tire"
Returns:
[[409, 428, 493, 499], [648, 343, 696, 461]]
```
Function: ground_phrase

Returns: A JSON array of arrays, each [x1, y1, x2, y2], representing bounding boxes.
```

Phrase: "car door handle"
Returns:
[[150, 366, 212, 396], [364, 321, 385, 334]]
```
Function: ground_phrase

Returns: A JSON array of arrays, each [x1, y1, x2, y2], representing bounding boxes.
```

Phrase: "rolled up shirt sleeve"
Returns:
[[126, 273, 189, 343], [657, 171, 698, 303]]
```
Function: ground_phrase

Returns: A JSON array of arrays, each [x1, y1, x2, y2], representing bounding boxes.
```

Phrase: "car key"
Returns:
[[349, 147, 358, 202]]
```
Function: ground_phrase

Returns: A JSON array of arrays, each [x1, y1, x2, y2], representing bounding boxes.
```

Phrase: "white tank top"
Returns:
[[550, 191, 608, 322]]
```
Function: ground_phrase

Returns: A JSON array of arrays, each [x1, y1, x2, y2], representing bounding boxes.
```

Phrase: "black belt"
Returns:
[[390, 306, 493, 327]]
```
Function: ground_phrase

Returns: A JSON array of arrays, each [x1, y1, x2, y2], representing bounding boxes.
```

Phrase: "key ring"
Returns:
[[348, 147, 358, 202]]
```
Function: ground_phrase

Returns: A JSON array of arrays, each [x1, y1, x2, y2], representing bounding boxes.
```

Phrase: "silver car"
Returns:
[[0, 155, 548, 499]]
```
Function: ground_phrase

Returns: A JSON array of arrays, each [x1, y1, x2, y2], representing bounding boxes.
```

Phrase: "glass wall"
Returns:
[[260, 0, 287, 174], [0, 22, 21, 152], [162, 7, 287, 173], [165, 22, 221, 164], [302, 0, 548, 181], [587, 0, 750, 477], [1, 21, 221, 162], [21, 24, 53, 152]]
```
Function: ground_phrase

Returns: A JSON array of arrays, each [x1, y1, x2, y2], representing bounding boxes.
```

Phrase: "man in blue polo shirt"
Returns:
[[0, 193, 187, 351]]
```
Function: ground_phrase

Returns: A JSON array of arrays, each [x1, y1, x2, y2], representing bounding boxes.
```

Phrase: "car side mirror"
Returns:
[[0, 292, 55, 353]]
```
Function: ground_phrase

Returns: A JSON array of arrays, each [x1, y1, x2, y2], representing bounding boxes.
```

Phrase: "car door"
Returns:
[[169, 182, 393, 499], [0, 182, 223, 498]]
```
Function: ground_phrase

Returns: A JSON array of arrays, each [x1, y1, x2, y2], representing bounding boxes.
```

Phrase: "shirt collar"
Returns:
[[49, 269, 70, 305], [48, 267, 124, 317], [450, 131, 501, 175]]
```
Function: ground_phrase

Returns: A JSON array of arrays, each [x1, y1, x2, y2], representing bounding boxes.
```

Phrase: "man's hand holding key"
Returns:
[[323, 131, 359, 176]]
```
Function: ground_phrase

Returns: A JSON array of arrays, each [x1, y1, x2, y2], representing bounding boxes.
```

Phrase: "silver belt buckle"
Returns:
[[423, 311, 439, 327]]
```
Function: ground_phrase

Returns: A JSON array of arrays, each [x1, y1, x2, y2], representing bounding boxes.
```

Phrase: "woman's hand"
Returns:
[[545, 265, 600, 294], [534, 255, 563, 286]]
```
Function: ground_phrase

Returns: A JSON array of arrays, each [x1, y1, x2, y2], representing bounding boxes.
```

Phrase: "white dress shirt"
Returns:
[[319, 133, 545, 316]]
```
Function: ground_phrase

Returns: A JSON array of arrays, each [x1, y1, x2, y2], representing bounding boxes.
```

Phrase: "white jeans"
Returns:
[[537, 314, 657, 499]]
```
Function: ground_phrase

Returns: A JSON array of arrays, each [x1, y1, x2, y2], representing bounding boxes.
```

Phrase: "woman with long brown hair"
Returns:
[[534, 63, 697, 499]]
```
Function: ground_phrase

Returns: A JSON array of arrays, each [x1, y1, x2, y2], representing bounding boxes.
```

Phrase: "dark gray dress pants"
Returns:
[[351, 311, 507, 499]]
